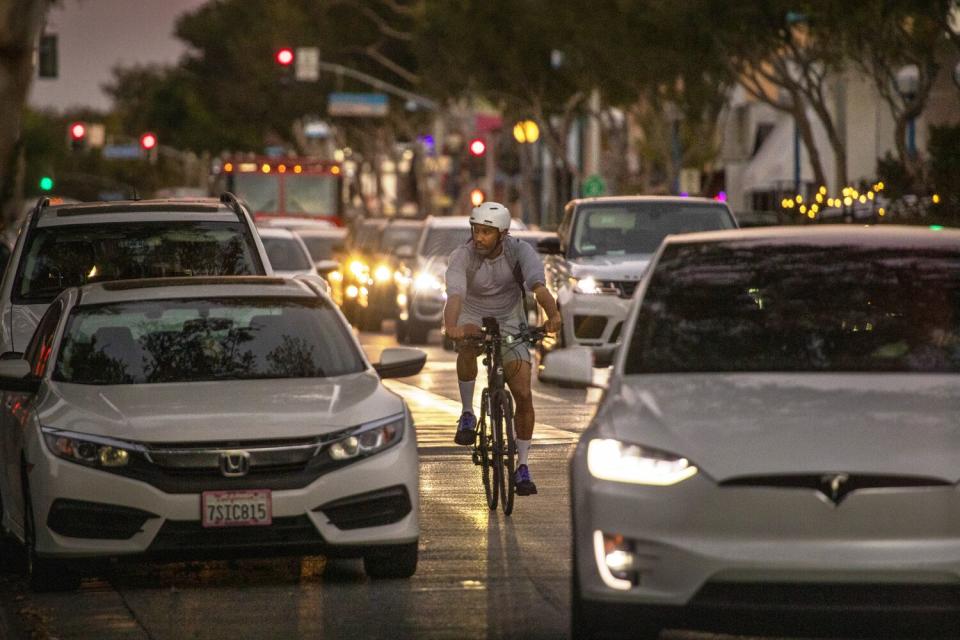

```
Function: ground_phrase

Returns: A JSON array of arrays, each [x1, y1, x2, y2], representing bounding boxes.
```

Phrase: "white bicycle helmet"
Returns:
[[469, 201, 511, 232]]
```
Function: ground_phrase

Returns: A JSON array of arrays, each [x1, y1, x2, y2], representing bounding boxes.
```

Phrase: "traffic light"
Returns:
[[275, 47, 294, 66], [140, 132, 157, 150], [466, 137, 487, 178], [39, 176, 54, 192], [68, 121, 86, 151]]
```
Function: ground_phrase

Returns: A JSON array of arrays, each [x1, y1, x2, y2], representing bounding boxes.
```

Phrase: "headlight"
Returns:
[[413, 272, 443, 292], [328, 270, 343, 282], [374, 265, 393, 283], [349, 260, 368, 277], [326, 414, 404, 462], [41, 427, 141, 469], [586, 438, 697, 485], [394, 268, 411, 287], [573, 276, 604, 294]]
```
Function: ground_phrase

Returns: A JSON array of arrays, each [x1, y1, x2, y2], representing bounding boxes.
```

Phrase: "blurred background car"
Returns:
[[341, 218, 387, 327], [256, 227, 319, 277], [544, 225, 960, 639], [0, 276, 426, 590], [538, 196, 738, 365], [294, 227, 349, 305], [0, 194, 271, 353], [357, 218, 424, 332]]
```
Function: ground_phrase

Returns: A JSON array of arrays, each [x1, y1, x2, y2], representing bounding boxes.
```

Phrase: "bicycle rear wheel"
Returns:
[[497, 392, 517, 515], [478, 388, 498, 510]]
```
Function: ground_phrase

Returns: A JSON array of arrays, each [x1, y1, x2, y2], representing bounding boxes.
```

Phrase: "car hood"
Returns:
[[569, 255, 652, 280], [37, 372, 404, 443], [605, 374, 960, 482]]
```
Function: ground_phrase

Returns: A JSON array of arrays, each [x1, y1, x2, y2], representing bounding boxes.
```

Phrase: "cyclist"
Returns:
[[443, 202, 561, 496]]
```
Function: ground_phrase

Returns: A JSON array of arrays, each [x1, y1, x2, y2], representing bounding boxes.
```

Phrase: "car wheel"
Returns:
[[363, 541, 418, 579], [21, 468, 80, 592], [406, 320, 429, 345], [395, 319, 409, 344]]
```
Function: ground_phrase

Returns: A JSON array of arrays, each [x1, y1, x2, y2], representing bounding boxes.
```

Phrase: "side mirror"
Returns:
[[536, 236, 562, 255], [396, 245, 415, 259], [0, 357, 40, 393], [374, 347, 427, 379], [539, 347, 605, 388]]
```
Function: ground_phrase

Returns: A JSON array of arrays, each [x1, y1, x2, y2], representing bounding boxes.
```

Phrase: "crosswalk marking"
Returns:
[[384, 379, 578, 449]]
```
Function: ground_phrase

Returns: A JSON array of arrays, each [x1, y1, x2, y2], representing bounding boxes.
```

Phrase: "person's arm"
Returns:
[[532, 284, 561, 333], [443, 294, 466, 340]]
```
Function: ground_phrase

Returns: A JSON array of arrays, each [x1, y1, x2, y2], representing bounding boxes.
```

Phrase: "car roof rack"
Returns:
[[25, 196, 51, 235], [219, 192, 247, 222]]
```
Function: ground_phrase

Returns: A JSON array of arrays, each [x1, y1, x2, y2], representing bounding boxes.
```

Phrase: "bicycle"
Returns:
[[463, 317, 546, 516]]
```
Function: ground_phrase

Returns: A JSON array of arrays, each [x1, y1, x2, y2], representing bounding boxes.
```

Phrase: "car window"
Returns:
[[626, 243, 960, 374], [14, 222, 261, 304], [25, 298, 64, 377], [421, 227, 470, 257], [261, 237, 313, 271], [54, 297, 365, 384], [382, 226, 421, 251], [300, 236, 345, 261], [571, 203, 735, 257], [232, 173, 279, 213], [284, 174, 338, 216]]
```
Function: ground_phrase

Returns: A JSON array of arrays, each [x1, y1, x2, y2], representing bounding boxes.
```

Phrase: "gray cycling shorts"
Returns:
[[456, 309, 531, 365]]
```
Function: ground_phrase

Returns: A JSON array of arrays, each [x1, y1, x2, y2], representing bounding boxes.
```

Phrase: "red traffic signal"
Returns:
[[468, 138, 486, 157], [69, 122, 86, 140], [139, 132, 158, 150], [275, 48, 294, 66]]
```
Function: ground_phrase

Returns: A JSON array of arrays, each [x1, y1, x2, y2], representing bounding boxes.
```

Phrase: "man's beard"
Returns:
[[474, 237, 500, 257]]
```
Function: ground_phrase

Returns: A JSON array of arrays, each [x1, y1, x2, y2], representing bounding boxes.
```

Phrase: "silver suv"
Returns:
[[0, 194, 271, 353], [539, 196, 737, 362]]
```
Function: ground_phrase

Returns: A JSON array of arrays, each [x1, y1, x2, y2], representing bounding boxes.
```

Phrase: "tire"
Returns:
[[363, 541, 418, 579], [406, 319, 429, 345], [498, 391, 516, 516], [21, 470, 80, 592], [359, 307, 382, 333], [395, 319, 408, 344], [479, 389, 497, 510]]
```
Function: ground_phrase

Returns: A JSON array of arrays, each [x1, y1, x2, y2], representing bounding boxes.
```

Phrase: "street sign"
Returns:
[[679, 168, 701, 195], [295, 47, 319, 81], [582, 174, 606, 197], [102, 144, 141, 159], [328, 92, 389, 117]]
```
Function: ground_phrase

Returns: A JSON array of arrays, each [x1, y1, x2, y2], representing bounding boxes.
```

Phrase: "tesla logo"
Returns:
[[820, 473, 850, 504], [220, 451, 250, 477]]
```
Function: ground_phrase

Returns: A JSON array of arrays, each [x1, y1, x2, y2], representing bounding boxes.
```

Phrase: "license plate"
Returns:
[[201, 490, 272, 528]]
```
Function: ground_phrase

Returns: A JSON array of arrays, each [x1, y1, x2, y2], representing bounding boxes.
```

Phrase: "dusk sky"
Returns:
[[29, 0, 209, 112]]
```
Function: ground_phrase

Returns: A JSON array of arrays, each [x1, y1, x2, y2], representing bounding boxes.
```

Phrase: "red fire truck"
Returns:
[[213, 157, 346, 226]]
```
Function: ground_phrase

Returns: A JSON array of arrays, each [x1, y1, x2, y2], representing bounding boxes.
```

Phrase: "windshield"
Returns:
[[284, 174, 339, 216], [300, 236, 345, 261], [15, 222, 261, 304], [233, 173, 279, 213], [382, 226, 422, 252], [626, 243, 960, 374], [54, 297, 365, 384], [421, 227, 470, 257], [571, 203, 735, 258], [261, 237, 313, 271]]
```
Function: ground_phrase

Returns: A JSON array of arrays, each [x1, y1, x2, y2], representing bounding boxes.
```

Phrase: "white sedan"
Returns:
[[545, 226, 960, 639], [0, 276, 426, 591]]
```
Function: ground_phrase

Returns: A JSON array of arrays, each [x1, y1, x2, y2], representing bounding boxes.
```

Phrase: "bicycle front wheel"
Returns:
[[495, 391, 517, 516], [478, 388, 498, 510]]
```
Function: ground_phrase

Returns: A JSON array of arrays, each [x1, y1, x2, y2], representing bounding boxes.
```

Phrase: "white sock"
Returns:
[[458, 379, 476, 414], [517, 439, 531, 466]]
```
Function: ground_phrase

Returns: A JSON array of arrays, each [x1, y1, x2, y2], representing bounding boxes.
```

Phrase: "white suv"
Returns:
[[0, 194, 271, 354], [539, 196, 737, 363]]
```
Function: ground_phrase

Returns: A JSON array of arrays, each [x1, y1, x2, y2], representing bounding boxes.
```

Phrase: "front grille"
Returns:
[[316, 485, 412, 530], [148, 515, 323, 557], [574, 315, 607, 339], [692, 582, 960, 612], [720, 474, 951, 504], [47, 499, 159, 540], [598, 280, 639, 298]]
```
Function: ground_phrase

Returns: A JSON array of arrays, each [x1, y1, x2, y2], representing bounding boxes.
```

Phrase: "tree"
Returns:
[[0, 0, 51, 227], [841, 0, 948, 189]]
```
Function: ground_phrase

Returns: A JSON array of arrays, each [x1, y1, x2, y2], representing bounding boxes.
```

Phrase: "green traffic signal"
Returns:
[[39, 176, 54, 191]]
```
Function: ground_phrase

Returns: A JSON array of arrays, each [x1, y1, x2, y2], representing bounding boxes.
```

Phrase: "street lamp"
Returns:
[[895, 64, 919, 157]]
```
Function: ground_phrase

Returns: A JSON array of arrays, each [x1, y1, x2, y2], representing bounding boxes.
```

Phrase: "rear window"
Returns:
[[421, 227, 470, 257], [300, 236, 345, 261], [261, 237, 313, 271], [54, 297, 364, 384], [15, 222, 262, 304], [626, 242, 960, 374]]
